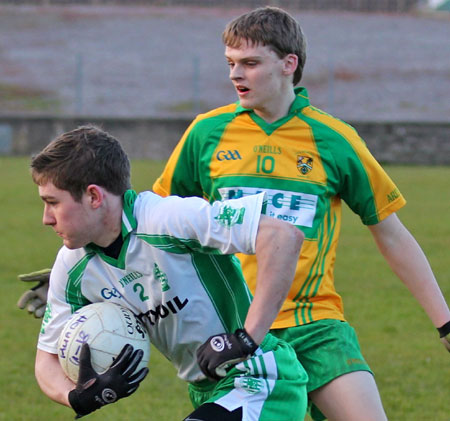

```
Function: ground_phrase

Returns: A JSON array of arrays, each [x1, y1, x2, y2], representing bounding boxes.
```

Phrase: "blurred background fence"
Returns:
[[0, 0, 426, 12]]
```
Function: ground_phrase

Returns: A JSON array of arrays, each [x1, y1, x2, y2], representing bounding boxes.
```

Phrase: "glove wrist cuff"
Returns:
[[437, 321, 450, 338], [235, 328, 258, 355], [68, 390, 87, 417]]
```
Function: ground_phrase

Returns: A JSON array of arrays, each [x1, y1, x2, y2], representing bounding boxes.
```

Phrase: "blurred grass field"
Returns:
[[0, 157, 449, 420]]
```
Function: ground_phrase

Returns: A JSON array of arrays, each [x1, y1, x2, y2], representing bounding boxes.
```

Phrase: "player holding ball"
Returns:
[[31, 125, 307, 420], [17, 6, 449, 421]]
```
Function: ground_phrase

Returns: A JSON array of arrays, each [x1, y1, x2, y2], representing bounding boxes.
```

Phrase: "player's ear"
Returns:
[[282, 53, 298, 77], [85, 184, 104, 209]]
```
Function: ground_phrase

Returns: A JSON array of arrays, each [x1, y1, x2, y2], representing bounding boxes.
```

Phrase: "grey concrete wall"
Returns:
[[0, 115, 449, 165], [0, 116, 189, 161], [352, 121, 450, 165]]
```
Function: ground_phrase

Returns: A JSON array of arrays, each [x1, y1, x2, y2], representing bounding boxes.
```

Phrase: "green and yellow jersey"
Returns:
[[153, 87, 406, 329]]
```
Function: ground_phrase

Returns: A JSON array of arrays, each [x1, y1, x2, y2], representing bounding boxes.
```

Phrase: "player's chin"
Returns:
[[63, 238, 85, 250], [237, 96, 254, 109], [63, 241, 77, 250]]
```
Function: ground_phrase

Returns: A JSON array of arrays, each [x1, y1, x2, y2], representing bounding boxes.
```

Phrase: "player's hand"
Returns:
[[68, 343, 149, 419], [438, 321, 450, 352], [196, 328, 258, 381], [16, 268, 51, 318]]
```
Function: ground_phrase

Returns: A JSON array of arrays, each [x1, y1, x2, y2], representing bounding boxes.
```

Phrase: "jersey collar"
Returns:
[[84, 189, 137, 249], [122, 189, 138, 237], [234, 86, 311, 116], [290, 86, 311, 113], [84, 190, 137, 268]]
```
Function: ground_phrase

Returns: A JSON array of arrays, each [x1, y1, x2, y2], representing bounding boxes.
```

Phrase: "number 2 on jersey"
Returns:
[[133, 283, 149, 301]]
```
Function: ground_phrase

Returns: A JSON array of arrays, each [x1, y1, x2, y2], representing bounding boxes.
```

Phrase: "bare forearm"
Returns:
[[245, 216, 303, 344], [386, 237, 449, 326], [370, 214, 450, 328], [35, 349, 74, 407]]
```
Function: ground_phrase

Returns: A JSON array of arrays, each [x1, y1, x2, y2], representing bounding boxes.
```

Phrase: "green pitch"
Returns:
[[0, 157, 448, 420]]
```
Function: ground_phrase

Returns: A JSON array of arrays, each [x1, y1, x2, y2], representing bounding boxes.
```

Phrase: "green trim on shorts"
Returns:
[[271, 319, 373, 421]]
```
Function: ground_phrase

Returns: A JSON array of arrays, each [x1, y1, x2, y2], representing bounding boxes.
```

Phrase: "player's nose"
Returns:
[[42, 205, 55, 226], [229, 64, 243, 80]]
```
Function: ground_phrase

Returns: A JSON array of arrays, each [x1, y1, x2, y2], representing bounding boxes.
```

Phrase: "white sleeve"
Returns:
[[137, 192, 266, 255]]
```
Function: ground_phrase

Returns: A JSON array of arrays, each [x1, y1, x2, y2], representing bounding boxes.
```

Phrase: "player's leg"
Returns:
[[272, 319, 384, 421], [183, 403, 242, 421], [309, 371, 387, 421]]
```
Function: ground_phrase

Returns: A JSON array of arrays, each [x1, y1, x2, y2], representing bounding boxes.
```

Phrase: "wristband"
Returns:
[[235, 328, 258, 354], [68, 390, 90, 418], [437, 321, 450, 338]]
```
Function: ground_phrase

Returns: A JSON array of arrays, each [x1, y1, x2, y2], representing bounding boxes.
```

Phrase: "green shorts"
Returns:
[[188, 333, 308, 421], [271, 319, 372, 421]]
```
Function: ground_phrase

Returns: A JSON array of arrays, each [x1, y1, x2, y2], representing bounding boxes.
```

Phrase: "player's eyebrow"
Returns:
[[225, 54, 261, 61], [39, 194, 57, 202]]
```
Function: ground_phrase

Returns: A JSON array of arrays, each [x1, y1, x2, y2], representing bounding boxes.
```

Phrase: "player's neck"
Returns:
[[92, 194, 124, 248], [99, 233, 123, 259], [254, 88, 296, 124]]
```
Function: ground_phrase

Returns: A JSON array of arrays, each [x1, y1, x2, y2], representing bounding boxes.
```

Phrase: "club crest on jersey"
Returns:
[[154, 263, 170, 292], [297, 154, 313, 175], [215, 204, 245, 228], [237, 376, 264, 394]]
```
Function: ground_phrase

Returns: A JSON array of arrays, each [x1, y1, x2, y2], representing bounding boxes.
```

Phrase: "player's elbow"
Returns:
[[35, 349, 73, 407], [255, 216, 304, 263], [35, 349, 52, 396], [284, 222, 304, 258], [269, 217, 304, 255]]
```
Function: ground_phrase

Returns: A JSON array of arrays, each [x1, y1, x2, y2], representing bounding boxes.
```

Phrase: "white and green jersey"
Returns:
[[38, 190, 265, 383]]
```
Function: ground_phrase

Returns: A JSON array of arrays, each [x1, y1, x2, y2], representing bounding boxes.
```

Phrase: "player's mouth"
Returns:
[[236, 85, 250, 96]]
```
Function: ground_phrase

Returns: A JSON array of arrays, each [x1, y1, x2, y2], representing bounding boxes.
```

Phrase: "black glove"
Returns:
[[196, 328, 258, 381], [68, 343, 149, 419], [438, 321, 450, 352], [17, 268, 51, 318]]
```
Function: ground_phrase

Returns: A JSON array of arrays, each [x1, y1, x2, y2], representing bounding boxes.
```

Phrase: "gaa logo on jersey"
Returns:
[[216, 150, 242, 161], [297, 153, 313, 175]]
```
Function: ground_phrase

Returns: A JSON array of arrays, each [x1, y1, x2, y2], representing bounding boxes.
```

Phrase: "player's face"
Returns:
[[225, 40, 295, 122], [38, 181, 100, 249]]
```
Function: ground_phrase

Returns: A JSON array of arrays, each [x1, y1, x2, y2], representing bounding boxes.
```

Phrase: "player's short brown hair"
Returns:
[[31, 125, 131, 202], [222, 6, 307, 85]]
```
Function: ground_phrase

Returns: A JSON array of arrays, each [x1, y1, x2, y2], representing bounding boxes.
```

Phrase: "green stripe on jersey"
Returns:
[[172, 112, 235, 201], [191, 253, 252, 333], [137, 233, 222, 255], [302, 112, 378, 219], [66, 253, 94, 313], [294, 205, 337, 324]]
